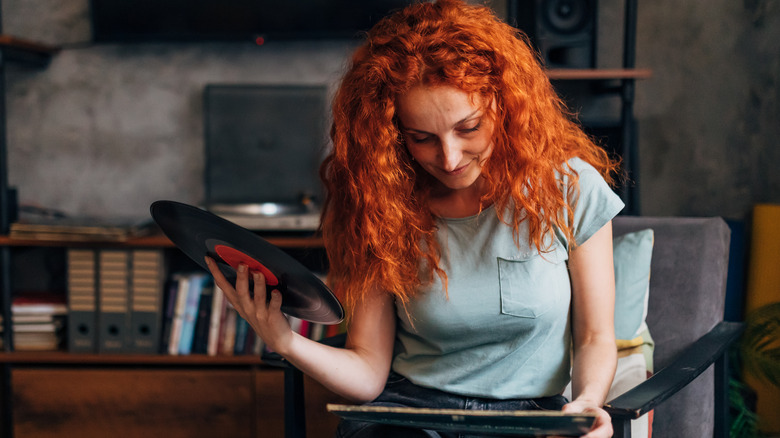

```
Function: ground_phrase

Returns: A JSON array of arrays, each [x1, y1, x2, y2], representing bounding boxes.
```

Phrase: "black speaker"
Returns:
[[509, 0, 598, 69]]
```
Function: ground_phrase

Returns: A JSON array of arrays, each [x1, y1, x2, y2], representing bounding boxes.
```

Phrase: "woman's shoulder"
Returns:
[[563, 156, 599, 174]]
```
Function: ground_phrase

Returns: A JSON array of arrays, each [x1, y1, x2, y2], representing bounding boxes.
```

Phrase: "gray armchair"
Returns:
[[606, 216, 741, 438], [271, 216, 742, 438]]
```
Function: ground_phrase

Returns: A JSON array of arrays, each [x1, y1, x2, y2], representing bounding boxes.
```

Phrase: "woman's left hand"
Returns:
[[559, 400, 613, 438]]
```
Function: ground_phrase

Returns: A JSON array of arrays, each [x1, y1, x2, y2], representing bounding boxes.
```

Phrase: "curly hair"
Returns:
[[320, 0, 619, 315]]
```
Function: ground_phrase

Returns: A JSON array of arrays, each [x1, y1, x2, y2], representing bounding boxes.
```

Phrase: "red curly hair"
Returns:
[[320, 0, 620, 315]]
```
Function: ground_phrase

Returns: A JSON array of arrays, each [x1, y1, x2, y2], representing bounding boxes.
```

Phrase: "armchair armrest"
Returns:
[[605, 321, 743, 438]]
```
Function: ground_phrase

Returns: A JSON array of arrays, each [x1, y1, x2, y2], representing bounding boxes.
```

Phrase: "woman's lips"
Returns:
[[443, 160, 472, 176]]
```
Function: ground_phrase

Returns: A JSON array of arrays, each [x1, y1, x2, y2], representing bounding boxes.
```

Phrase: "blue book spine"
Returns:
[[178, 274, 208, 355]]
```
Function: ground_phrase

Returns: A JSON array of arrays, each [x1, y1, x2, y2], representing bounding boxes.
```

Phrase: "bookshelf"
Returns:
[[0, 232, 342, 438]]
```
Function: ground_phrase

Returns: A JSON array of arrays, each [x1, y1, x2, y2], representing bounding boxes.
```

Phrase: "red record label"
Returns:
[[214, 244, 280, 286]]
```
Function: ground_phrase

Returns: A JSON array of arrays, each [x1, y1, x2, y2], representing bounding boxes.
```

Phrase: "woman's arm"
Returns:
[[564, 221, 618, 437], [205, 257, 396, 403]]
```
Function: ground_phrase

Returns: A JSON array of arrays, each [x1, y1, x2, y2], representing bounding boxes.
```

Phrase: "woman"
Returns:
[[206, 1, 623, 436]]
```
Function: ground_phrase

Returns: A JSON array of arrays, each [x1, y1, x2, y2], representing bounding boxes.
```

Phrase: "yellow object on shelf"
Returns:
[[746, 204, 780, 312], [744, 203, 780, 434]]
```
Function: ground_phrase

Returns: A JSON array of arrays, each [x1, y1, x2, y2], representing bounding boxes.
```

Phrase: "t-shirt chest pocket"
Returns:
[[497, 247, 569, 318]]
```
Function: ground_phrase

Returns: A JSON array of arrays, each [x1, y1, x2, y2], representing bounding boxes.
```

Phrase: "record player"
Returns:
[[203, 84, 329, 232], [206, 197, 321, 232]]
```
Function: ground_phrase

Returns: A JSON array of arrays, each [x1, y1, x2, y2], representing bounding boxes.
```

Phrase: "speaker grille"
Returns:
[[511, 0, 598, 69]]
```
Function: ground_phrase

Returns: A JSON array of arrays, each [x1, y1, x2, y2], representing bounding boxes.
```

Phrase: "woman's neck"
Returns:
[[429, 177, 491, 218]]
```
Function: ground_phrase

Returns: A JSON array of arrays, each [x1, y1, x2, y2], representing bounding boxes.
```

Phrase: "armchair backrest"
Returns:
[[612, 216, 731, 438]]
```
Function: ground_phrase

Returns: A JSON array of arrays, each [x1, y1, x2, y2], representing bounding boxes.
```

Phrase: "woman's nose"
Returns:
[[440, 138, 463, 171]]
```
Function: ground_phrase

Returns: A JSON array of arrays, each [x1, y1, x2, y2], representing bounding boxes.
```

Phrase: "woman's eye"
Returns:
[[409, 135, 432, 143], [459, 121, 481, 134]]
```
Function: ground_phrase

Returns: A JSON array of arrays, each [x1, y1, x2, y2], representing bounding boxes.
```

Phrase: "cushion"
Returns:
[[612, 229, 655, 437], [564, 228, 655, 437], [613, 229, 654, 343]]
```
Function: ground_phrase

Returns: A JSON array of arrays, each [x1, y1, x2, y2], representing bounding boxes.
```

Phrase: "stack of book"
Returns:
[[11, 293, 67, 351], [10, 214, 155, 242], [159, 272, 346, 356], [161, 273, 259, 356]]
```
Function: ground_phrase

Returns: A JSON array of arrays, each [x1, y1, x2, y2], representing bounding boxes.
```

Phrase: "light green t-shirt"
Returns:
[[392, 158, 624, 399]]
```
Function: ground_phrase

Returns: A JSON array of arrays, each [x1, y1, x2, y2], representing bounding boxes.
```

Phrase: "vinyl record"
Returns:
[[150, 200, 343, 324]]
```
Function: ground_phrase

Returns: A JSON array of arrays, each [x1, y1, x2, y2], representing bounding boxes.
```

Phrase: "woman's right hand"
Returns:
[[204, 256, 294, 355]]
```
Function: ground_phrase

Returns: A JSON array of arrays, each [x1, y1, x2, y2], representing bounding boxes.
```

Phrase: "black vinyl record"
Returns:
[[150, 200, 343, 325]]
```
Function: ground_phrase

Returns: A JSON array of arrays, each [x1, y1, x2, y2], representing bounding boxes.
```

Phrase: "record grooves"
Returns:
[[150, 200, 343, 324]]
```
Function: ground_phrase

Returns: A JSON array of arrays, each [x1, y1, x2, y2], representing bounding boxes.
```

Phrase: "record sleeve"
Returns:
[[327, 404, 595, 437]]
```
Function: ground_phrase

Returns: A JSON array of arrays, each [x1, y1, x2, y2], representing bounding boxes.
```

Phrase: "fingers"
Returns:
[[560, 402, 612, 438], [234, 262, 254, 306], [253, 272, 270, 307], [204, 256, 234, 295], [205, 256, 274, 312]]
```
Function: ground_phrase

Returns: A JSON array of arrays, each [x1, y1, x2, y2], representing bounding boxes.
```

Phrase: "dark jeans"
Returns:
[[335, 372, 568, 438]]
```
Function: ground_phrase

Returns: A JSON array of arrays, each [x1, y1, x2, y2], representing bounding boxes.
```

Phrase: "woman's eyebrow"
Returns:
[[400, 109, 483, 134]]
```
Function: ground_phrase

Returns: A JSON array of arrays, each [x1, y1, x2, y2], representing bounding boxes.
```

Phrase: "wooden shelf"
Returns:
[[0, 350, 268, 366], [0, 233, 324, 248], [0, 34, 59, 66], [546, 68, 652, 81]]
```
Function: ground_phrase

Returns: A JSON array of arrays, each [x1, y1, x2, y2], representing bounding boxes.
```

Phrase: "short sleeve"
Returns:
[[557, 157, 624, 250]]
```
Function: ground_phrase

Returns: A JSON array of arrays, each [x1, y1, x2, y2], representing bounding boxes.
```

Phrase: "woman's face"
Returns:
[[396, 85, 494, 193]]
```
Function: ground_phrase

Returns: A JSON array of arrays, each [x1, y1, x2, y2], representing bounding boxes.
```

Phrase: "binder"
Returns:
[[66, 249, 98, 353], [128, 249, 166, 354], [97, 250, 130, 353]]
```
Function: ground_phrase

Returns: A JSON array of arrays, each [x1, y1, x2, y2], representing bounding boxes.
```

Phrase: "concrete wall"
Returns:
[[2, 0, 357, 218], [635, 0, 780, 220], [3, 0, 779, 221]]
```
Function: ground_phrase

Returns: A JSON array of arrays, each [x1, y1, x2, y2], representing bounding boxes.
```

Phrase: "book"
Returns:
[[191, 282, 214, 355], [234, 315, 250, 355], [206, 285, 226, 356], [158, 276, 180, 354], [178, 273, 210, 355], [219, 305, 238, 356], [11, 293, 68, 315], [167, 274, 191, 355]]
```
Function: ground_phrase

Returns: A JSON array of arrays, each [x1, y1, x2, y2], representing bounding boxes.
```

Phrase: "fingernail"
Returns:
[[238, 264, 247, 273]]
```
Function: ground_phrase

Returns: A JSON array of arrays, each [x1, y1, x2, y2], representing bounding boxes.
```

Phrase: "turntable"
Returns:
[[207, 200, 321, 232], [203, 84, 329, 232]]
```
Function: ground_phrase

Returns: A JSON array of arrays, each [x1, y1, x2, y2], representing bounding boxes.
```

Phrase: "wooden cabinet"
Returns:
[[13, 368, 261, 437], [6, 362, 344, 438]]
